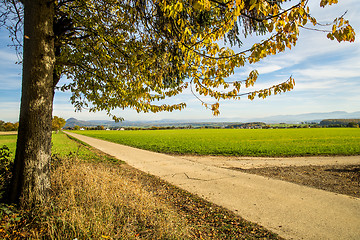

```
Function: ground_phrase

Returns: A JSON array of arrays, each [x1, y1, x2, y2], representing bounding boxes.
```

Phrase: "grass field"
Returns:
[[72, 128, 360, 157], [0, 134, 17, 158], [0, 132, 118, 163]]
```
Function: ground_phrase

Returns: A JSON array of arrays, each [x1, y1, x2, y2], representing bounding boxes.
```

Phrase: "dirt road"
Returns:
[[0, 131, 17, 135], [65, 132, 360, 240], [180, 155, 360, 169]]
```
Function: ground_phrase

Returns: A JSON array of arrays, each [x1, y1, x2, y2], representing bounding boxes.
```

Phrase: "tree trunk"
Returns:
[[8, 0, 55, 207]]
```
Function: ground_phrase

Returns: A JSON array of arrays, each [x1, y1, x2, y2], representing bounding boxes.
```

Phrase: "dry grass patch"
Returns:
[[47, 158, 191, 239]]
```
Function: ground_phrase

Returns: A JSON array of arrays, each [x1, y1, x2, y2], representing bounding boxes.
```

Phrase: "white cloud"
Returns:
[[0, 74, 22, 90], [0, 102, 20, 122], [0, 50, 19, 63], [295, 65, 360, 81], [248, 64, 283, 75]]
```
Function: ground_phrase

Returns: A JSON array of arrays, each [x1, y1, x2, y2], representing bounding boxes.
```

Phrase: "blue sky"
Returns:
[[1, 1, 359, 122]]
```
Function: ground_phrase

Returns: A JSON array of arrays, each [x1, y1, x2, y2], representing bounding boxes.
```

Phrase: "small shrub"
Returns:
[[0, 145, 13, 200]]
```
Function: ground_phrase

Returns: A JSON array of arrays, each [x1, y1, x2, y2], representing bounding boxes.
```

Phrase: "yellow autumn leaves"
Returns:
[[57, 0, 354, 118]]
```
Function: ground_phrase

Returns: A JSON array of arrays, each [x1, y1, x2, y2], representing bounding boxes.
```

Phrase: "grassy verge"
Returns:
[[0, 132, 281, 239], [72, 128, 360, 157], [0, 135, 17, 159]]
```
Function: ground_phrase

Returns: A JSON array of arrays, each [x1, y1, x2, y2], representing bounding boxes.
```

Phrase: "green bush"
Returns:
[[0, 145, 13, 200]]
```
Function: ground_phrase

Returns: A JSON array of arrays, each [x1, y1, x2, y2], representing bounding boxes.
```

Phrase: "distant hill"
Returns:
[[65, 118, 96, 128], [65, 118, 235, 128], [249, 111, 360, 124], [65, 111, 360, 127], [65, 118, 122, 128]]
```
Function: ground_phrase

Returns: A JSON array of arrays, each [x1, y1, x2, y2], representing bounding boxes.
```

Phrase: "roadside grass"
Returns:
[[0, 135, 17, 159], [0, 132, 119, 164], [0, 132, 281, 239], [72, 128, 360, 157], [52, 131, 121, 164]]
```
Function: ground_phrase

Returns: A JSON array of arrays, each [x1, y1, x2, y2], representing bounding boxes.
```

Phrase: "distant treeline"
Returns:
[[65, 125, 196, 131], [320, 119, 360, 127], [64, 119, 360, 131], [226, 122, 267, 129], [0, 120, 19, 131]]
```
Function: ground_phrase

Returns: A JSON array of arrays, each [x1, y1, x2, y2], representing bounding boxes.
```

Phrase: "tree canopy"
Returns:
[[3, 0, 355, 120], [52, 116, 66, 132], [0, 121, 19, 131]]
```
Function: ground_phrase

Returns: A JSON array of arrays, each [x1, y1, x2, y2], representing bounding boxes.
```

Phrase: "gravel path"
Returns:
[[65, 132, 360, 240]]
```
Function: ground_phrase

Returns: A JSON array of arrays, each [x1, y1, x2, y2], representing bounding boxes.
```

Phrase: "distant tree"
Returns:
[[73, 125, 80, 130], [0, 0, 355, 207], [2, 123, 11, 131], [3, 122, 16, 131], [320, 119, 360, 126], [0, 122, 18, 131], [0, 121, 5, 131], [347, 122, 359, 128], [52, 116, 66, 133], [96, 126, 105, 131]]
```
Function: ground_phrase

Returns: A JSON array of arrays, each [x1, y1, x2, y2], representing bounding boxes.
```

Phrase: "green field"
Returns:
[[0, 132, 118, 163], [0, 134, 17, 159], [72, 128, 360, 157]]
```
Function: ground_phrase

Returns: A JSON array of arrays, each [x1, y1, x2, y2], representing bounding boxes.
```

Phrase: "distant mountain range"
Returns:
[[250, 111, 360, 124], [65, 117, 230, 128], [65, 111, 360, 128]]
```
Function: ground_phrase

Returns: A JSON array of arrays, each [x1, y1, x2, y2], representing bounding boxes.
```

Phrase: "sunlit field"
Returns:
[[0, 134, 17, 159], [73, 128, 360, 157], [0, 132, 118, 163]]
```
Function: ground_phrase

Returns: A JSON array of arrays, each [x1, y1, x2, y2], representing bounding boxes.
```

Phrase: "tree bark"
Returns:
[[8, 0, 55, 207]]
